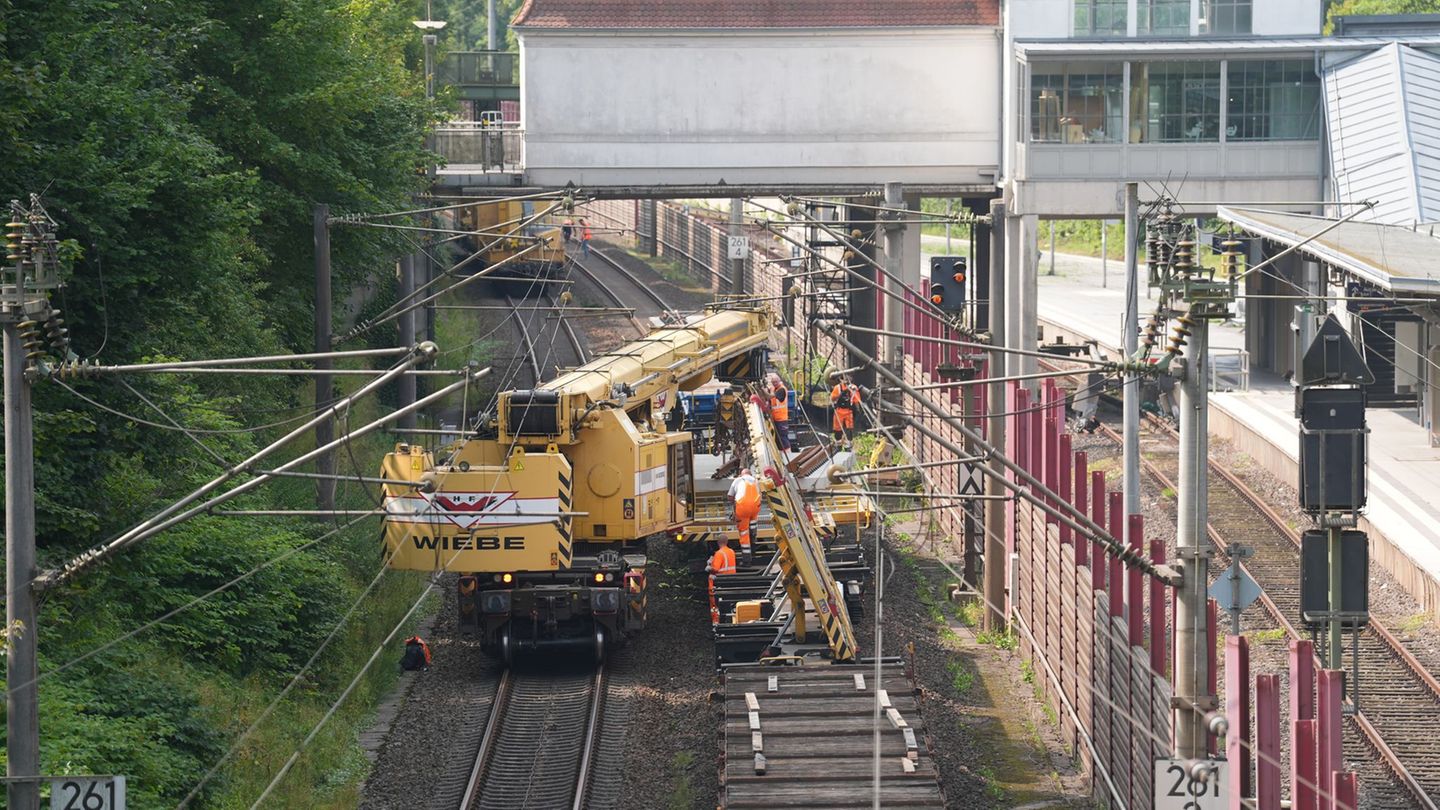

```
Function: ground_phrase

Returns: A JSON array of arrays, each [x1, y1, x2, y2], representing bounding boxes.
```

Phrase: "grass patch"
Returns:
[[1161, 487, 1176, 499], [976, 764, 1007, 803], [948, 659, 976, 696], [1020, 659, 1036, 686], [1397, 613, 1432, 633], [1247, 628, 1288, 643], [958, 599, 983, 628], [668, 750, 696, 809], [978, 628, 1018, 651], [622, 247, 707, 291]]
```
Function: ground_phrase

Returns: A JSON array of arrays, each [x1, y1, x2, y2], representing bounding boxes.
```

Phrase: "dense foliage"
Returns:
[[1326, 0, 1440, 31], [0, 0, 441, 805]]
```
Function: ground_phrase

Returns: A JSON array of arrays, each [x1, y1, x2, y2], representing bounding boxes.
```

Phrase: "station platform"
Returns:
[[1034, 250, 1440, 617]]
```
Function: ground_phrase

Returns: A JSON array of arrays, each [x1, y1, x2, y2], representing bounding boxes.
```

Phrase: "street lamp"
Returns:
[[413, 8, 447, 100]]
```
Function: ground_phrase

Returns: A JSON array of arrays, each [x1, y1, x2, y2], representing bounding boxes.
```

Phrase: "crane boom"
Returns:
[[377, 306, 772, 664]]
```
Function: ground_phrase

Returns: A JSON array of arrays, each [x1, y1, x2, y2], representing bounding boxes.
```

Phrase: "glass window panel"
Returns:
[[1202, 0, 1252, 35], [1029, 62, 1124, 143], [1136, 61, 1221, 142], [1226, 59, 1320, 141], [1145, 0, 1191, 34], [1075, 0, 1127, 35]]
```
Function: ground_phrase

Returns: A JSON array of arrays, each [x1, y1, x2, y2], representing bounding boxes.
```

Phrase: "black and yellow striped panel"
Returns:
[[556, 471, 573, 568], [720, 353, 752, 381]]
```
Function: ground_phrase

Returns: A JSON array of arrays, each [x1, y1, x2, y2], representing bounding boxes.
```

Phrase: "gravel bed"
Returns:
[[359, 578, 500, 810], [872, 518, 1096, 808]]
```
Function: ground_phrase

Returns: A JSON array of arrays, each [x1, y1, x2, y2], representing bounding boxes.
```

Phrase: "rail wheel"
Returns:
[[498, 627, 514, 668], [592, 626, 607, 665]]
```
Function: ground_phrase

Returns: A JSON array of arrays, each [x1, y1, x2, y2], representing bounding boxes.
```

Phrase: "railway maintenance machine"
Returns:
[[378, 307, 772, 663]]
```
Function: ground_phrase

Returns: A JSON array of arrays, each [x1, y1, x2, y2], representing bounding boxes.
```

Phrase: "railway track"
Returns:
[[503, 294, 543, 386], [458, 666, 610, 810], [544, 291, 589, 366], [1096, 415, 1440, 808], [569, 248, 679, 331]]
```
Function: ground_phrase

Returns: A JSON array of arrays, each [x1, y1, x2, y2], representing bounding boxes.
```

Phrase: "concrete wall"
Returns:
[[518, 28, 1000, 188]]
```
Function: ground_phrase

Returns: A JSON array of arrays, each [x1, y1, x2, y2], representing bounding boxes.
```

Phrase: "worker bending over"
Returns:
[[831, 374, 862, 449], [706, 535, 738, 624], [728, 467, 761, 563]]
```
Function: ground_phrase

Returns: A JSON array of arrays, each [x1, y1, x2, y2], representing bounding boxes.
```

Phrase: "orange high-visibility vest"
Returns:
[[770, 389, 789, 421], [733, 477, 760, 512], [710, 545, 737, 575]]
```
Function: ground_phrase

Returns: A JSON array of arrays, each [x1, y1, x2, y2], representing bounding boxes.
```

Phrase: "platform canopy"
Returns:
[[1218, 206, 1440, 297]]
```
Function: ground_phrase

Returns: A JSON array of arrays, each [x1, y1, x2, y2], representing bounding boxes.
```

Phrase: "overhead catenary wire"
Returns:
[[340, 197, 570, 342], [769, 218, 1351, 807], [35, 354, 480, 592], [11, 512, 376, 702], [173, 529, 416, 809], [821, 325, 1174, 582], [836, 391, 1362, 810]]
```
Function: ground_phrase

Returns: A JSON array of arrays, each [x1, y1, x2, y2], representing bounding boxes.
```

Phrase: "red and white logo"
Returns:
[[386, 491, 559, 529], [429, 491, 515, 528]]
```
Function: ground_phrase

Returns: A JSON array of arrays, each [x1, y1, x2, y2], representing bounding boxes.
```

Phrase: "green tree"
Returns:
[[1325, 0, 1440, 31], [0, 1, 439, 804]]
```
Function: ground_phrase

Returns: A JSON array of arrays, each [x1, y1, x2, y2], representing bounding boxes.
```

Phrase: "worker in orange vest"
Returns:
[[580, 218, 593, 257], [706, 535, 738, 624], [831, 375, 861, 448], [727, 467, 761, 563], [768, 374, 791, 452]]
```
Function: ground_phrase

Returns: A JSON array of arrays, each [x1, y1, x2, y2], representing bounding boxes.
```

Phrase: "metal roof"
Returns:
[[1016, 34, 1440, 60], [1325, 43, 1440, 226], [513, 0, 999, 29], [1217, 206, 1440, 296]]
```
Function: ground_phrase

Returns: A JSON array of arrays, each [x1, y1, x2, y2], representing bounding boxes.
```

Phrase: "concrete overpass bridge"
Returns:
[[434, 0, 1002, 198]]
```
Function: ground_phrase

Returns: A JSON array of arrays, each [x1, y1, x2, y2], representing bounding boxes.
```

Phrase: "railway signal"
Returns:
[[928, 256, 967, 313], [1295, 313, 1374, 672]]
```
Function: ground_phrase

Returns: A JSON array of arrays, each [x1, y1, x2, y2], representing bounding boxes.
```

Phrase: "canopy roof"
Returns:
[[1218, 206, 1440, 296]]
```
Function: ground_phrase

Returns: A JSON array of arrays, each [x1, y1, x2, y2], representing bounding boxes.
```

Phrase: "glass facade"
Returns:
[[1135, 61, 1222, 142], [1226, 60, 1320, 140], [1138, 0, 1191, 35], [1030, 63, 1125, 143], [1026, 58, 1322, 145], [1202, 0, 1253, 35], [1074, 0, 1127, 35]]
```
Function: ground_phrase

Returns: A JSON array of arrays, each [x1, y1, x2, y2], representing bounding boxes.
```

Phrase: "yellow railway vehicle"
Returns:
[[380, 307, 772, 663], [454, 199, 566, 282]]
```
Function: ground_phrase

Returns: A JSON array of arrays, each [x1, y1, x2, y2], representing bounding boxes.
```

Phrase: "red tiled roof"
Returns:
[[512, 0, 999, 29]]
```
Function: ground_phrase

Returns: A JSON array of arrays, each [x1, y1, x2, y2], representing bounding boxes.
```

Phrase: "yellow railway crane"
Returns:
[[378, 307, 772, 663]]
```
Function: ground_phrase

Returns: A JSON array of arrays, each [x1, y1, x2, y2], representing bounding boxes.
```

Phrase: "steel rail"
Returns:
[[1095, 415, 1440, 810], [545, 292, 590, 367], [570, 667, 608, 810], [459, 667, 606, 810], [504, 294, 542, 385], [585, 246, 682, 320], [460, 669, 513, 809], [566, 257, 648, 336]]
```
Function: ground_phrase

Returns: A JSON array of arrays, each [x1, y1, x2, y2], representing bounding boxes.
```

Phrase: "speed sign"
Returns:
[[1154, 759, 1229, 810]]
